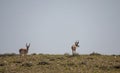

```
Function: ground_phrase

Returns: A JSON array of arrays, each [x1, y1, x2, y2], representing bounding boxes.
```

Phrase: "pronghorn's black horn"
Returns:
[[76, 40, 79, 43], [26, 43, 30, 47], [78, 41, 79, 43]]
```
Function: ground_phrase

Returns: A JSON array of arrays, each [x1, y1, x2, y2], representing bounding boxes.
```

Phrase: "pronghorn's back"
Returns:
[[19, 48, 28, 55]]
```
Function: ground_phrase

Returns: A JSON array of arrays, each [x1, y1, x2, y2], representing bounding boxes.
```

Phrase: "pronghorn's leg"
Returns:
[[72, 50, 76, 56]]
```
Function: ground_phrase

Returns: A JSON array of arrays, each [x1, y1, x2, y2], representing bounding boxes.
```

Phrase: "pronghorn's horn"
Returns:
[[26, 43, 30, 47], [28, 43, 30, 47], [76, 40, 79, 42]]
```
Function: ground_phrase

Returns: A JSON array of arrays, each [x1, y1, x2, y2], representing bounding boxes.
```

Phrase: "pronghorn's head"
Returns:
[[75, 41, 79, 47]]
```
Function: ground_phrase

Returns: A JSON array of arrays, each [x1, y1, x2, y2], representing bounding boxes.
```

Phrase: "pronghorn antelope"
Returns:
[[71, 41, 79, 55], [19, 43, 30, 56]]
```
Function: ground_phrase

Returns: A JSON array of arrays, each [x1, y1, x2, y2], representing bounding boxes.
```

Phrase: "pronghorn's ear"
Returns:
[[75, 40, 79, 44], [77, 41, 79, 44]]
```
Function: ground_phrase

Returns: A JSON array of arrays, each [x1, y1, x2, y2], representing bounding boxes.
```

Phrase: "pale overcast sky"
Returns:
[[0, 0, 120, 55]]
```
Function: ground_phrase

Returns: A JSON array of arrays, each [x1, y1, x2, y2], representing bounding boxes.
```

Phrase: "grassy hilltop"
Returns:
[[0, 54, 120, 73]]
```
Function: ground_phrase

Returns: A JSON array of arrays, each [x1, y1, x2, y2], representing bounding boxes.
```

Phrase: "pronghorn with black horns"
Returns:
[[71, 41, 79, 56], [19, 43, 30, 56]]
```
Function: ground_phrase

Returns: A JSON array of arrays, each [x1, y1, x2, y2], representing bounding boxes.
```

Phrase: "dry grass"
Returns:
[[0, 54, 120, 73]]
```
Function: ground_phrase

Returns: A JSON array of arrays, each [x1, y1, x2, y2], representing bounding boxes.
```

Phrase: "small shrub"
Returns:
[[13, 61, 22, 64], [49, 58, 55, 61], [38, 53, 44, 55], [79, 61, 87, 65], [86, 57, 94, 60], [111, 54, 116, 56], [57, 57, 64, 60], [113, 65, 120, 69], [22, 62, 33, 67], [99, 66, 110, 70], [90, 52, 101, 56], [64, 53, 70, 56], [61, 62, 76, 67], [31, 53, 37, 55], [0, 63, 6, 66], [38, 61, 50, 65]]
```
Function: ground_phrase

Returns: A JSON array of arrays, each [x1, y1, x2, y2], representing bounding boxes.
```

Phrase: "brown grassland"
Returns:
[[0, 54, 120, 73]]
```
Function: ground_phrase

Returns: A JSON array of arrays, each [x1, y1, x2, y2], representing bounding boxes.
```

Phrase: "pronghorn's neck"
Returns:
[[72, 44, 78, 48], [26, 43, 30, 51], [26, 47, 29, 51]]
